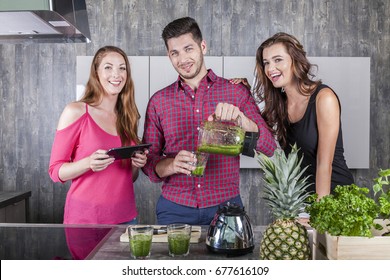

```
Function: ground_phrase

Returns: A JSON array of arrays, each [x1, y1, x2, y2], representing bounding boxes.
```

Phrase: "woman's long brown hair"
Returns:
[[253, 32, 321, 148], [80, 46, 140, 146]]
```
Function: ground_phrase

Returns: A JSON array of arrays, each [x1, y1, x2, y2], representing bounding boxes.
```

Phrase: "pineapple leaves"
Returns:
[[256, 143, 312, 220]]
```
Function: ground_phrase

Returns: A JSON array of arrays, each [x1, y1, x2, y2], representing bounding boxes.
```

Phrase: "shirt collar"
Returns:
[[176, 69, 217, 90]]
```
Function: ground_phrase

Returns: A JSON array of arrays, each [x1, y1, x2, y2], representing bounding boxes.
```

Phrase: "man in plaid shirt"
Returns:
[[142, 17, 276, 225]]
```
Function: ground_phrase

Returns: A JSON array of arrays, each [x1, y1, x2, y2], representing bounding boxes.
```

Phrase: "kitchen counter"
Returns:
[[0, 223, 313, 260], [0, 191, 31, 223], [0, 191, 31, 208], [91, 225, 263, 260], [0, 223, 115, 260]]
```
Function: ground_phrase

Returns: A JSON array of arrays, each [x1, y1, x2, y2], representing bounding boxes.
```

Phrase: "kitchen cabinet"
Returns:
[[0, 191, 31, 223]]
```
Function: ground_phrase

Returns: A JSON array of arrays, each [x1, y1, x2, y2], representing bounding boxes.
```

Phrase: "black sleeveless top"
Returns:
[[284, 84, 354, 194]]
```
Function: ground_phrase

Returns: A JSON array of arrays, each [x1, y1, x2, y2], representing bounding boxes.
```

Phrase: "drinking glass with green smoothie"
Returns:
[[190, 151, 209, 177], [167, 224, 192, 257], [128, 225, 153, 259]]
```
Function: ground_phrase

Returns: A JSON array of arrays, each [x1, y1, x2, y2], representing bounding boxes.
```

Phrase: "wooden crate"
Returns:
[[312, 219, 390, 260]]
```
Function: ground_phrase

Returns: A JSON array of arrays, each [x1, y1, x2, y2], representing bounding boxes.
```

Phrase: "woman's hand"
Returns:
[[229, 77, 251, 90], [131, 149, 149, 168], [131, 150, 149, 182], [89, 150, 115, 172]]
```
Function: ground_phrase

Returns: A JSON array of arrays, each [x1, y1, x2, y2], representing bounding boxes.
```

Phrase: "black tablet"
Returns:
[[106, 144, 151, 160]]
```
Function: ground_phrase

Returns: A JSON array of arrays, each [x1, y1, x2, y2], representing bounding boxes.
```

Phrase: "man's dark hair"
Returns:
[[162, 17, 203, 49]]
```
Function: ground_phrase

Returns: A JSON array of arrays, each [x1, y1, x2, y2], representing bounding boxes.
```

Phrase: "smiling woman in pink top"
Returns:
[[48, 46, 148, 224]]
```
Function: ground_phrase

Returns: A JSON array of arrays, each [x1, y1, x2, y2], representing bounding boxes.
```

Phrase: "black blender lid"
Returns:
[[218, 202, 245, 216]]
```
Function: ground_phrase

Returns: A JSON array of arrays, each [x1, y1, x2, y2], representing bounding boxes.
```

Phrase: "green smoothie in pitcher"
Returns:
[[197, 119, 245, 156], [197, 144, 243, 156]]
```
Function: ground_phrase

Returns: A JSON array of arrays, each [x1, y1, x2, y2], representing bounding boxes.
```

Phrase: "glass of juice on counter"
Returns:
[[167, 224, 192, 257], [128, 225, 153, 259], [190, 151, 209, 177]]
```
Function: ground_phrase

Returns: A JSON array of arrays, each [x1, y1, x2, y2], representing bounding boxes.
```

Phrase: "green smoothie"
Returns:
[[130, 234, 152, 258], [168, 233, 191, 256], [197, 144, 243, 156], [191, 166, 205, 176]]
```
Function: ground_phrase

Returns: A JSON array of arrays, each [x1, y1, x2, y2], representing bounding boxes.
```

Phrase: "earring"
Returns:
[[281, 87, 285, 93]]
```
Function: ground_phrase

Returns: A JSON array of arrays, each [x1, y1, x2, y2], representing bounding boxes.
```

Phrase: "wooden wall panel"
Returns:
[[0, 0, 389, 226]]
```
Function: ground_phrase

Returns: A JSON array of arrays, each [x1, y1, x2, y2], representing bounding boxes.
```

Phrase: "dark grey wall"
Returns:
[[0, 0, 389, 225]]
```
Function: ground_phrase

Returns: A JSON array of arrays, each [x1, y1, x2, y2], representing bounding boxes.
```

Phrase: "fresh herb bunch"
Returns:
[[306, 184, 379, 237], [373, 169, 390, 218]]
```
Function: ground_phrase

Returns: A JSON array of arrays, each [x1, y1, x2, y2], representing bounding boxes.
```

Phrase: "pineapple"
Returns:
[[256, 144, 312, 260]]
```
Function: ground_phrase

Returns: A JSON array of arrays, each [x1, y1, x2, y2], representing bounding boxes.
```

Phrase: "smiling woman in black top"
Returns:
[[253, 32, 354, 198]]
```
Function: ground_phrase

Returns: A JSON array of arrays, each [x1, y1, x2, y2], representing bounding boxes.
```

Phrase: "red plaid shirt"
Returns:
[[142, 70, 276, 208]]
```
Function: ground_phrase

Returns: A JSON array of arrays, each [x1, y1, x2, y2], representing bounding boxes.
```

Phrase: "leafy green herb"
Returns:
[[373, 169, 390, 218], [306, 184, 379, 237]]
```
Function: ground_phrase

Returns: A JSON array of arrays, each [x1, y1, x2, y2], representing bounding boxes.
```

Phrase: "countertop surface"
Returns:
[[90, 225, 264, 260], [0, 223, 115, 260], [0, 191, 31, 208], [0, 223, 313, 260]]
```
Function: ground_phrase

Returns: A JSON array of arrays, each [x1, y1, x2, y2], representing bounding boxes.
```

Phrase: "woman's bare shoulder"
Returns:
[[316, 87, 338, 105], [316, 87, 340, 118], [57, 101, 87, 130]]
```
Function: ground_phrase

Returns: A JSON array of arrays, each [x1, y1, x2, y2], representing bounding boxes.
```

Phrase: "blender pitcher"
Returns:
[[197, 116, 245, 156]]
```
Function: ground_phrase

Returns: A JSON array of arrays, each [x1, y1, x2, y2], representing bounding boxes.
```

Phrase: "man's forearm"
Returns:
[[155, 157, 175, 178]]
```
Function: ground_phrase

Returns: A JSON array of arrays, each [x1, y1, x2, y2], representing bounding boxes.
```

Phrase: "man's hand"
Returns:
[[170, 150, 196, 175], [208, 103, 258, 132]]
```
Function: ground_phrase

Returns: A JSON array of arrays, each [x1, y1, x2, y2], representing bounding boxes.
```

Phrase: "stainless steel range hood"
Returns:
[[0, 0, 91, 43]]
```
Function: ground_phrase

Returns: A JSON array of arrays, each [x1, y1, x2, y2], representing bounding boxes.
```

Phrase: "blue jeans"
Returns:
[[156, 195, 243, 225]]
